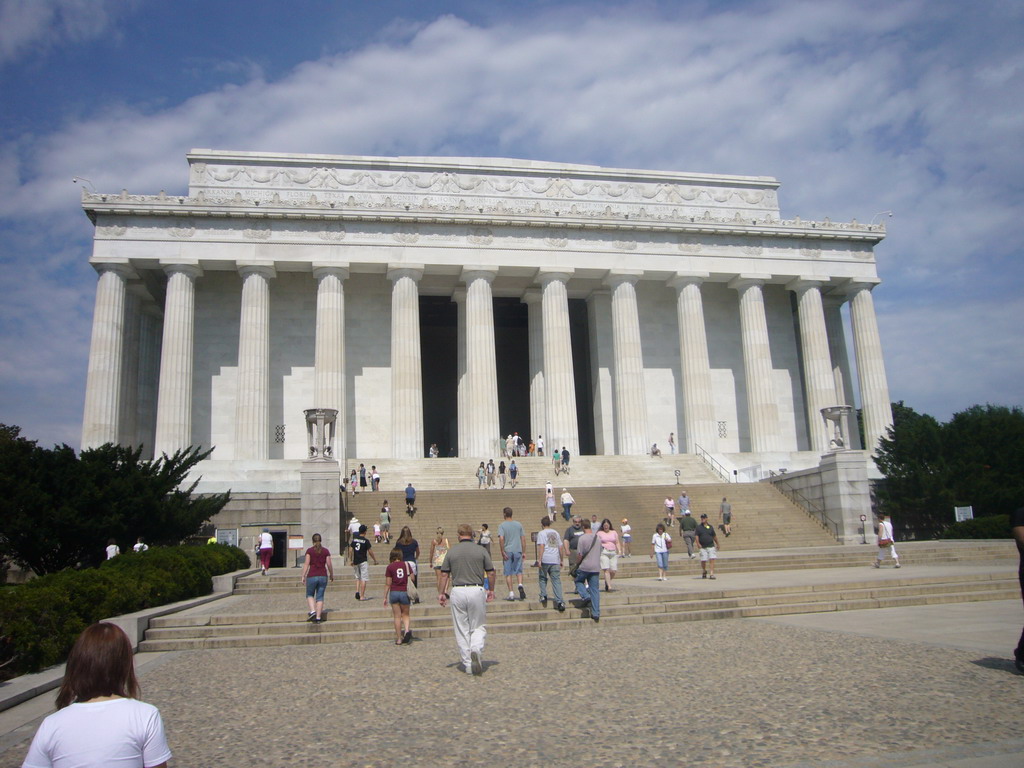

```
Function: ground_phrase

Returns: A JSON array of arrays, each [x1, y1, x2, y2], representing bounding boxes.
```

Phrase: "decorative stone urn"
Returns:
[[820, 405, 854, 452], [304, 408, 338, 460]]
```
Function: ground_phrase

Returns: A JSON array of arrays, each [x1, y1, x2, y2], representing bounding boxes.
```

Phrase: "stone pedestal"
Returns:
[[300, 460, 342, 556], [817, 450, 873, 545]]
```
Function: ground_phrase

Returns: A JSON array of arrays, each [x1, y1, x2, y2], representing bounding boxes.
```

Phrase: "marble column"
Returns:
[[605, 270, 649, 455], [729, 274, 781, 453], [117, 288, 142, 447], [452, 289, 467, 457], [234, 263, 275, 460], [787, 277, 837, 453], [82, 261, 135, 449], [539, 269, 579, 456], [461, 267, 500, 457], [847, 279, 893, 453], [585, 290, 614, 455], [668, 273, 717, 453], [313, 264, 349, 462], [823, 296, 861, 449], [388, 265, 425, 458], [135, 304, 163, 457], [154, 262, 202, 457], [522, 289, 546, 451]]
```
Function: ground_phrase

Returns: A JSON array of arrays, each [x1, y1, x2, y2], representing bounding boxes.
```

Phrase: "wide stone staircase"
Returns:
[[138, 541, 1018, 652]]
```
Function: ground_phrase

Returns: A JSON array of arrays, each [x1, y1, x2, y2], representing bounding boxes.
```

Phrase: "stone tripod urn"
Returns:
[[301, 408, 341, 557], [304, 408, 338, 459], [820, 405, 854, 452]]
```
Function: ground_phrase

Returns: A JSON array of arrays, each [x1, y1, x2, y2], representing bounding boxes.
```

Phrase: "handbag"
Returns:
[[405, 561, 420, 601], [877, 538, 893, 548]]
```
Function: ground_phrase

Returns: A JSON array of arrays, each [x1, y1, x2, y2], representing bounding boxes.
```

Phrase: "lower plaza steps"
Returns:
[[138, 541, 1018, 652]]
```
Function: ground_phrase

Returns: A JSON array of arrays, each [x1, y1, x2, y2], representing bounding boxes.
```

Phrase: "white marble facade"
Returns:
[[80, 150, 893, 482]]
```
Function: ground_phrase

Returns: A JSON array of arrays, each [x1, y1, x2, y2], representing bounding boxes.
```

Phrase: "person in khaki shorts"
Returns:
[[695, 513, 720, 579]]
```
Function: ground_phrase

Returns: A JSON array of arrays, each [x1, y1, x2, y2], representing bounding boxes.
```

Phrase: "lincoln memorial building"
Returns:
[[79, 150, 892, 492]]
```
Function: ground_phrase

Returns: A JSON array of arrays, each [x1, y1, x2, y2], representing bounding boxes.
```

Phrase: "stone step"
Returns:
[[138, 573, 1018, 651]]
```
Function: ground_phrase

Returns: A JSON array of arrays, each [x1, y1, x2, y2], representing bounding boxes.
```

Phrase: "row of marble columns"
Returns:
[[81, 262, 892, 460]]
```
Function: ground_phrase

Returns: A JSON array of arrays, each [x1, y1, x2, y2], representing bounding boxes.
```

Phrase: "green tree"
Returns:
[[0, 425, 230, 575], [874, 403, 1024, 538]]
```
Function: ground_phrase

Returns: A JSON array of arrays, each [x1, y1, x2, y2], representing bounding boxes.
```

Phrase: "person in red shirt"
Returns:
[[383, 548, 413, 645], [300, 533, 334, 623]]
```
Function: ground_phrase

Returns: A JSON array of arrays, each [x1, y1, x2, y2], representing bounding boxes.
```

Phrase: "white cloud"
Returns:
[[0, 0, 133, 64], [1, 0, 1022, 445]]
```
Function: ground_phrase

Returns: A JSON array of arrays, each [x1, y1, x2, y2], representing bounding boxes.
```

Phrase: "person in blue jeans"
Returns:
[[573, 519, 602, 622]]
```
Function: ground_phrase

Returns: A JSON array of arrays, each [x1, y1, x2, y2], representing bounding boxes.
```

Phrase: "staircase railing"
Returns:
[[767, 471, 840, 539], [693, 443, 730, 482]]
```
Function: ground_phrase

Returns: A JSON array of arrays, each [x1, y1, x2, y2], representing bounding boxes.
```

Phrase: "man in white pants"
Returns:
[[438, 524, 496, 675], [874, 513, 901, 568]]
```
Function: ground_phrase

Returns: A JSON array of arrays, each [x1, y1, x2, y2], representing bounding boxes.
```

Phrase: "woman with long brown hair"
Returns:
[[395, 525, 421, 603], [300, 532, 334, 623], [23, 622, 172, 767]]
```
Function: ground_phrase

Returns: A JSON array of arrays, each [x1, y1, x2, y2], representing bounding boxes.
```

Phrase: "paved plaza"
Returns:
[[1, 571, 1021, 768]]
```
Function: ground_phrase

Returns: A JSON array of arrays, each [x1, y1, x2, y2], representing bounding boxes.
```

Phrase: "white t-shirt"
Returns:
[[105, 545, 119, 560], [652, 532, 672, 553], [23, 697, 172, 768], [132, 543, 148, 553], [620, 523, 632, 539], [259, 531, 273, 549], [536, 528, 562, 565]]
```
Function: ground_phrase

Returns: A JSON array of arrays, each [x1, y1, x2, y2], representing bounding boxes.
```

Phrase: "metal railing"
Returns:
[[693, 443, 730, 482], [767, 471, 840, 539]]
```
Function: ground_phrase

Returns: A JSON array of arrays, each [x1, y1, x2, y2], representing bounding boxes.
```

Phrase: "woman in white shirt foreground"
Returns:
[[23, 622, 171, 768]]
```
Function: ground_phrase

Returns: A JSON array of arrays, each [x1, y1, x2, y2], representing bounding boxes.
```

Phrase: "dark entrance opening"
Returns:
[[270, 530, 288, 568], [420, 296, 458, 457], [569, 298, 596, 455], [493, 298, 531, 442]]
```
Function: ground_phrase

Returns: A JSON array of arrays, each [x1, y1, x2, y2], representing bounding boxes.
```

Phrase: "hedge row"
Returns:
[[938, 514, 1011, 540], [0, 544, 250, 676]]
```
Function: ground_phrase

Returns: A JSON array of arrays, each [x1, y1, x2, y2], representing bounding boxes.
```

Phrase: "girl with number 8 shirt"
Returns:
[[384, 549, 413, 645]]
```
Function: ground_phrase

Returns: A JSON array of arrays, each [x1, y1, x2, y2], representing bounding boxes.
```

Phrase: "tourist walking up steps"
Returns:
[[499, 507, 528, 601], [573, 519, 602, 622], [536, 516, 566, 612], [384, 548, 413, 645], [874, 513, 900, 568], [509, 459, 519, 488], [300, 533, 334, 623], [258, 528, 273, 574], [350, 524, 378, 600], [560, 488, 576, 521], [696, 514, 720, 579], [437, 524, 496, 675], [680, 510, 697, 559], [651, 523, 672, 580], [720, 497, 732, 536]]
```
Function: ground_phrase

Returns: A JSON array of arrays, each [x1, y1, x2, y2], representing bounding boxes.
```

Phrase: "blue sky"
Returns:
[[1, 0, 1022, 448]]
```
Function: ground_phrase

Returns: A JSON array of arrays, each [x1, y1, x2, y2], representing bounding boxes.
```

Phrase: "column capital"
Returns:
[[667, 271, 710, 290], [785, 276, 829, 294], [159, 260, 202, 279], [843, 277, 882, 294], [521, 288, 542, 305], [238, 261, 277, 280], [461, 266, 498, 283], [312, 263, 350, 281], [537, 268, 574, 287], [387, 264, 425, 283], [90, 259, 137, 280], [728, 273, 772, 291], [451, 287, 466, 304], [603, 269, 643, 289], [586, 288, 611, 303]]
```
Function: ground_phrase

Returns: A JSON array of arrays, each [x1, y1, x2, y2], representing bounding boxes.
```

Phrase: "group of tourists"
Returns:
[[347, 463, 381, 495], [476, 458, 519, 489]]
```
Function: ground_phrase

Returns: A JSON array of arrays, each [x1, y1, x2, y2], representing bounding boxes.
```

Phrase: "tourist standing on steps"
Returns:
[[380, 502, 392, 543], [300, 533, 333, 623], [651, 523, 672, 580], [22, 622, 172, 768], [573, 519, 602, 622], [1011, 506, 1024, 675], [696, 513, 720, 579], [535, 516, 566, 612], [509, 459, 519, 488], [874, 513, 900, 569], [560, 488, 576, 521], [349, 524, 377, 600], [498, 460, 507, 488], [720, 497, 733, 537], [258, 528, 273, 574], [620, 518, 632, 557], [430, 528, 450, 592], [359, 463, 367, 492], [438, 524, 496, 675], [668, 432, 676, 454], [680, 509, 697, 559], [405, 482, 416, 516], [545, 481, 557, 519], [486, 459, 497, 488], [383, 548, 413, 645], [536, 434, 544, 457], [349, 469, 357, 495], [677, 489, 691, 520], [498, 506, 527, 601], [663, 496, 676, 528], [476, 462, 486, 489], [371, 466, 381, 491], [597, 518, 622, 592], [395, 526, 421, 599]]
